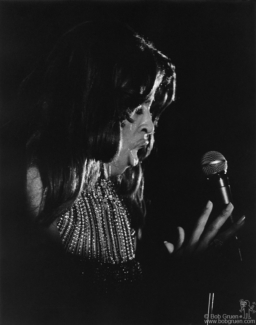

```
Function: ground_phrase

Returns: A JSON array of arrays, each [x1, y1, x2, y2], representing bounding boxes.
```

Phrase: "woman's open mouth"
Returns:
[[128, 139, 149, 167]]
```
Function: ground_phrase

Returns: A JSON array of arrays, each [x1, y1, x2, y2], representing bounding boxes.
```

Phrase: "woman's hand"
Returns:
[[164, 201, 245, 257]]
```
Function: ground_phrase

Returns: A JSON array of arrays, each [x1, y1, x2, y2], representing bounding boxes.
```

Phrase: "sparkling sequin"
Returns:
[[57, 178, 136, 264]]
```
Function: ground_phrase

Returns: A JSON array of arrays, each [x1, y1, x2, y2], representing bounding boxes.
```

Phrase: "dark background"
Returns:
[[1, 1, 255, 324]]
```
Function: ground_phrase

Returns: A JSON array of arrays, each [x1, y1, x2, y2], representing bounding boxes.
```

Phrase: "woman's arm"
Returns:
[[26, 166, 43, 217], [26, 166, 61, 244]]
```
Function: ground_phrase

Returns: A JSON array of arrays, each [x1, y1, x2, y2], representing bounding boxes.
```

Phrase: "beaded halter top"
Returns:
[[56, 178, 142, 289]]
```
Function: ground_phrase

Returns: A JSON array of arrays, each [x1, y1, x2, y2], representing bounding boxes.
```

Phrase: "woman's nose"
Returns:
[[140, 110, 154, 134]]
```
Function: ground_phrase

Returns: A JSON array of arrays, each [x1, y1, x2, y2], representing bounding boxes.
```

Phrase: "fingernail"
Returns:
[[206, 200, 212, 208], [227, 203, 234, 210], [237, 215, 246, 225]]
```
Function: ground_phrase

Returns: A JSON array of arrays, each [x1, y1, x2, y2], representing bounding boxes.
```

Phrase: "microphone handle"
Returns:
[[207, 172, 232, 204], [206, 172, 242, 261]]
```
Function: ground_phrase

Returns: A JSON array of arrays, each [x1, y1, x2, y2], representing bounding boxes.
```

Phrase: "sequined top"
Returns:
[[57, 178, 142, 290]]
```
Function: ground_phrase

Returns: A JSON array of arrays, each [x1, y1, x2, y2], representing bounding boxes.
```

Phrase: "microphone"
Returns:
[[201, 151, 242, 261], [201, 151, 232, 207]]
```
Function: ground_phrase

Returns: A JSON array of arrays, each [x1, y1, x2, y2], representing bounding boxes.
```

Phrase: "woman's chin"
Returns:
[[109, 149, 139, 177], [128, 149, 139, 167]]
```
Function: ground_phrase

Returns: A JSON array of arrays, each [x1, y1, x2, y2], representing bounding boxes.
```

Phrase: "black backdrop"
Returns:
[[1, 1, 255, 324]]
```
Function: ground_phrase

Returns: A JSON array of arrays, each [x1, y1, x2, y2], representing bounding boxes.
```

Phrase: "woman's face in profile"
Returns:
[[110, 99, 155, 176]]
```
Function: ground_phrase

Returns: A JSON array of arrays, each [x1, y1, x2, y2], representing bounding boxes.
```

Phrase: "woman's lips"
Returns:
[[128, 138, 149, 167], [130, 138, 149, 150]]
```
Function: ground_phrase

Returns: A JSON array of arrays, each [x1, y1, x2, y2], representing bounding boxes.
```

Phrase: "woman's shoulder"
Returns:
[[26, 165, 43, 217]]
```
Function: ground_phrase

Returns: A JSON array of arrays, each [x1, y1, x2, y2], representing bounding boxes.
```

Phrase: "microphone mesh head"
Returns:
[[201, 151, 228, 176]]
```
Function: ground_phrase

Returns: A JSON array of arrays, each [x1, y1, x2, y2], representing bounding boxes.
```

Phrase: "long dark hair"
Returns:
[[23, 21, 176, 227]]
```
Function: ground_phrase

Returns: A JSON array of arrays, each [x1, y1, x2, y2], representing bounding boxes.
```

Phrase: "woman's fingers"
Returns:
[[197, 203, 234, 252], [176, 226, 185, 250], [164, 226, 185, 254], [164, 241, 175, 254], [216, 215, 246, 243], [187, 201, 213, 248], [164, 203, 244, 257]]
